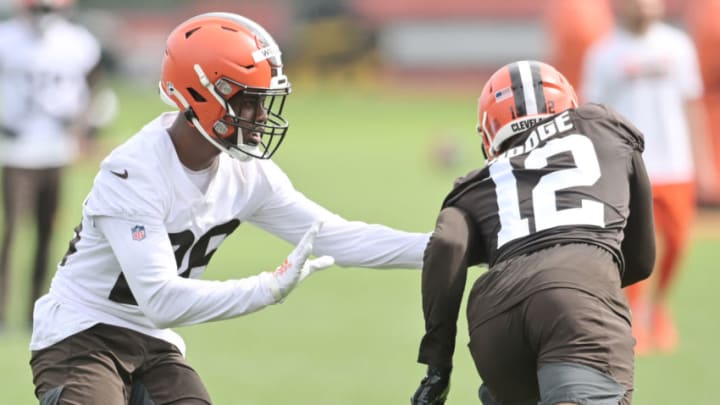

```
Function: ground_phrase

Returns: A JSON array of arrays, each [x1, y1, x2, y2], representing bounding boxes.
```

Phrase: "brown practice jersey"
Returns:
[[446, 104, 649, 271], [417, 103, 656, 369]]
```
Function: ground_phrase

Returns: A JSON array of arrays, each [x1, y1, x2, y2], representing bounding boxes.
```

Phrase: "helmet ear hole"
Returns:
[[185, 27, 201, 38], [187, 88, 207, 102]]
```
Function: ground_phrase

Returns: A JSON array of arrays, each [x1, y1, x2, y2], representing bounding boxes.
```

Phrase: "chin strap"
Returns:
[[158, 79, 253, 162]]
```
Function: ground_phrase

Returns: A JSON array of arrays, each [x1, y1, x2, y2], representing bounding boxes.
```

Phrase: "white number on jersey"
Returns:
[[491, 134, 605, 247]]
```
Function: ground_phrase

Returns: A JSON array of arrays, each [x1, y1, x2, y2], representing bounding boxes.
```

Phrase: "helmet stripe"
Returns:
[[517, 61, 538, 115], [530, 62, 548, 113], [508, 63, 526, 117]]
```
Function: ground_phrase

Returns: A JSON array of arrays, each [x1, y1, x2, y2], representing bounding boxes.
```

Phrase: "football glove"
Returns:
[[411, 366, 451, 405], [261, 221, 334, 302], [299, 254, 335, 282]]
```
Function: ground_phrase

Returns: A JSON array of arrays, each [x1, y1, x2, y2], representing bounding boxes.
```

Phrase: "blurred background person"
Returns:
[[581, 0, 715, 356], [0, 0, 107, 331], [687, 0, 720, 206]]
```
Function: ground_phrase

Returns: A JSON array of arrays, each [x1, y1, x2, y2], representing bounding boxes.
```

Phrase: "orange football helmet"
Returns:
[[477, 60, 578, 159], [159, 12, 291, 161]]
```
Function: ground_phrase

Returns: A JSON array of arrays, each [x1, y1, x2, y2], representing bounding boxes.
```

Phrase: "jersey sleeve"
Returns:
[[97, 216, 277, 328], [248, 161, 430, 269], [442, 168, 487, 209], [575, 103, 646, 152], [676, 34, 704, 100], [0, 23, 13, 58], [605, 105, 646, 152], [620, 151, 656, 287], [72, 24, 102, 75], [417, 207, 476, 369], [84, 152, 168, 220]]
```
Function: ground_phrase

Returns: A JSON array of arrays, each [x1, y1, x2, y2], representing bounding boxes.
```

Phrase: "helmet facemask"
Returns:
[[476, 113, 491, 161], [210, 79, 289, 161]]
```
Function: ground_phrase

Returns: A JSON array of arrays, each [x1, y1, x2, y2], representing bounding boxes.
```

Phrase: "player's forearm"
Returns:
[[620, 152, 656, 287], [133, 275, 277, 328], [97, 216, 279, 328], [256, 216, 429, 269], [251, 187, 430, 269], [313, 220, 430, 269]]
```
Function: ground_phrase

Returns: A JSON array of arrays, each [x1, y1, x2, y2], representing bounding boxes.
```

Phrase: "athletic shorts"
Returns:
[[468, 287, 634, 404], [30, 323, 212, 404], [2, 166, 62, 219]]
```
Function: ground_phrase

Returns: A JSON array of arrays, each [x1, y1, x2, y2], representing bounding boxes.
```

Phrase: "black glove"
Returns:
[[411, 366, 451, 405]]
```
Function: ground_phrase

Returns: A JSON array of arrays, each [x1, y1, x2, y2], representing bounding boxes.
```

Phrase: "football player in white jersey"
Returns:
[[581, 0, 715, 356], [29, 12, 430, 405], [0, 0, 104, 331]]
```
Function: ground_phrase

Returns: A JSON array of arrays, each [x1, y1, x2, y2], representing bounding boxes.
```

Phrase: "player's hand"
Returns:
[[299, 254, 334, 282], [411, 366, 451, 405], [261, 222, 334, 302]]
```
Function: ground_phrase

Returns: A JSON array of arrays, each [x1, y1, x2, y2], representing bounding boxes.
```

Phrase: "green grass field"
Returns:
[[1, 79, 718, 404]]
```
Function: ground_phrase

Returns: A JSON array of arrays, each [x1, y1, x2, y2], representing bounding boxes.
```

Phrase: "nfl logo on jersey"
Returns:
[[131, 225, 146, 241]]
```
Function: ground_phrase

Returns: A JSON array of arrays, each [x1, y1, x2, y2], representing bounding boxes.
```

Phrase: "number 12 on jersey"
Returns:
[[490, 134, 605, 248]]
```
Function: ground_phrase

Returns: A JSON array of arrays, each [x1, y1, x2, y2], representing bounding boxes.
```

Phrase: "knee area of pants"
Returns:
[[537, 362, 625, 405], [38, 386, 63, 405], [479, 384, 537, 405]]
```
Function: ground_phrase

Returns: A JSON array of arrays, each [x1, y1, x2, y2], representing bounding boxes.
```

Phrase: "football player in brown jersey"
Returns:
[[411, 60, 655, 405]]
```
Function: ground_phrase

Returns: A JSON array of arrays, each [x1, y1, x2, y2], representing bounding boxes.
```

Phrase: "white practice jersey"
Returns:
[[0, 16, 101, 168], [581, 23, 703, 184], [31, 112, 429, 354]]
